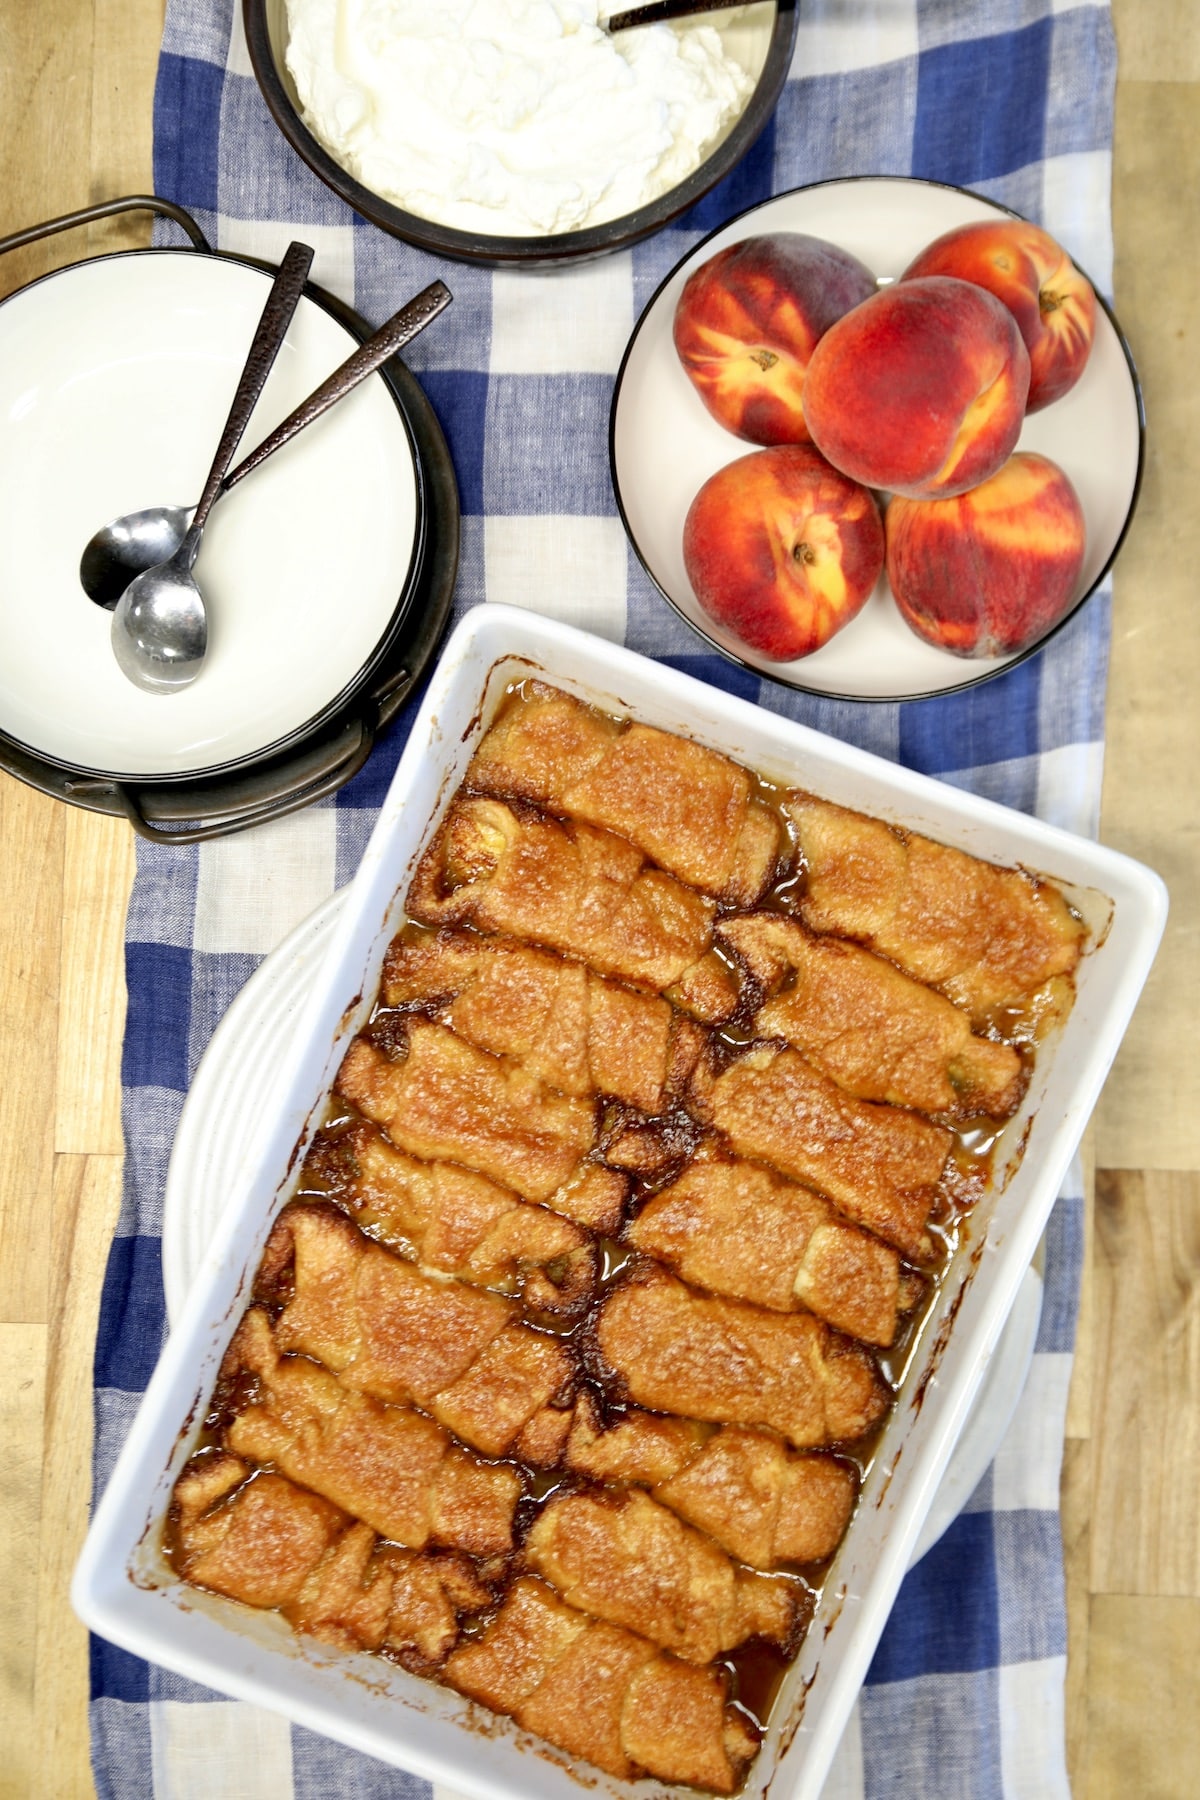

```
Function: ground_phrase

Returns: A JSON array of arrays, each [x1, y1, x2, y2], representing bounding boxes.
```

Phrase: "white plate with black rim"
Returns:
[[610, 174, 1144, 701], [0, 248, 423, 781]]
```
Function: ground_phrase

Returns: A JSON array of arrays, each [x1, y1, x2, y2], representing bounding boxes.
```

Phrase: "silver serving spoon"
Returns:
[[88, 279, 454, 692], [109, 240, 315, 693]]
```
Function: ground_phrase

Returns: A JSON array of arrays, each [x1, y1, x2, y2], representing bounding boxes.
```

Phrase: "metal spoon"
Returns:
[[110, 240, 315, 693], [605, 0, 749, 31], [86, 280, 453, 675]]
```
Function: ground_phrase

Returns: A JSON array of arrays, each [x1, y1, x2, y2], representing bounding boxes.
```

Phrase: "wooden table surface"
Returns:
[[2, 3, 1197, 1795]]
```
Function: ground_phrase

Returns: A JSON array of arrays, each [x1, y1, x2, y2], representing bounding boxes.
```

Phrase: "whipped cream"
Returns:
[[284, 0, 754, 237]]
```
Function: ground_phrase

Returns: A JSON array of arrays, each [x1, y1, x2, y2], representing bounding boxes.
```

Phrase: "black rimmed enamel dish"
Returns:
[[0, 199, 459, 841], [610, 175, 1145, 702], [244, 0, 798, 269]]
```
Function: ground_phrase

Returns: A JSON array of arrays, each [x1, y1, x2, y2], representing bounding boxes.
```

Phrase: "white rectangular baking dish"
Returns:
[[74, 603, 1167, 1800]]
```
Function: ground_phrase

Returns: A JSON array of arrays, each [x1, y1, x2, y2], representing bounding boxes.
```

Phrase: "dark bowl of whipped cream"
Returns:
[[245, 0, 798, 269]]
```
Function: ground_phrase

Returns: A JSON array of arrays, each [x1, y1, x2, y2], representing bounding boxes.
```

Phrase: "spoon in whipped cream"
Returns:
[[605, 0, 749, 30]]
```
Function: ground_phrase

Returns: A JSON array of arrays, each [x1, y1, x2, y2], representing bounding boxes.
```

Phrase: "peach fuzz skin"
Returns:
[[682, 444, 885, 662], [801, 277, 1031, 500], [902, 219, 1096, 412], [885, 452, 1087, 657], [672, 233, 877, 446]]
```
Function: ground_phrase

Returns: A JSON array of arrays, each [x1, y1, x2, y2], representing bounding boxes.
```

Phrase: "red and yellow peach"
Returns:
[[884, 451, 1087, 657], [672, 232, 877, 446], [901, 219, 1096, 412], [682, 444, 885, 661], [801, 276, 1031, 500]]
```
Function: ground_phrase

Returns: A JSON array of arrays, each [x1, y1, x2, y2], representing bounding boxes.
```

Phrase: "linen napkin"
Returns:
[[91, 2, 1117, 1794]]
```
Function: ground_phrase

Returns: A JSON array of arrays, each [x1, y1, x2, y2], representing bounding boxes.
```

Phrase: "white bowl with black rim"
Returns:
[[244, 0, 799, 269], [0, 197, 459, 841], [610, 175, 1145, 701]]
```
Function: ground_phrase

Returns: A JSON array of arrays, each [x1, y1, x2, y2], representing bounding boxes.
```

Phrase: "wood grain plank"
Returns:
[[49, 0, 154, 1154], [1065, 1132, 1096, 1441], [1089, 1169, 1200, 1597], [0, 0, 94, 297], [0, 1324, 48, 1800], [1111, 0, 1200, 83], [0, 8, 159, 1798], [1061, 1433, 1092, 1799], [1085, 1594, 1200, 1799], [34, 1154, 124, 1800], [1097, 74, 1200, 1170], [57, 810, 136, 1154], [0, 778, 65, 1323], [86, 0, 164, 259]]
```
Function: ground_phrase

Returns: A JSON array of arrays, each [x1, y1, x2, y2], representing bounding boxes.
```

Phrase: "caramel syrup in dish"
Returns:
[[163, 680, 1084, 1792]]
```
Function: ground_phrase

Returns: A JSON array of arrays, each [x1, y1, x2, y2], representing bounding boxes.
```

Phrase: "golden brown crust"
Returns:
[[302, 1123, 596, 1316], [786, 792, 1085, 1023], [266, 1204, 573, 1459], [541, 1161, 628, 1234], [512, 1403, 575, 1468], [221, 1307, 519, 1554], [335, 1026, 597, 1205], [287, 1530, 491, 1666], [657, 1426, 857, 1569], [516, 1618, 656, 1780], [628, 1155, 905, 1345], [173, 1457, 490, 1665], [381, 927, 700, 1114], [268, 1203, 509, 1399], [444, 1576, 586, 1717], [562, 1401, 857, 1571], [596, 1270, 889, 1449], [467, 682, 782, 905], [374, 1548, 493, 1668], [525, 1486, 802, 1664], [565, 1390, 708, 1486], [429, 1322, 573, 1458], [407, 796, 731, 1015], [283, 1521, 394, 1651], [444, 1577, 758, 1792], [622, 1656, 759, 1793], [719, 912, 1026, 1118], [703, 1045, 952, 1258], [172, 1455, 350, 1612]]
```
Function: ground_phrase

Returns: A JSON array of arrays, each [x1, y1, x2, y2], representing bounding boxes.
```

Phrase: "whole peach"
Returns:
[[672, 233, 877, 446], [801, 276, 1031, 499], [902, 219, 1097, 411], [885, 452, 1087, 657], [682, 444, 884, 661]]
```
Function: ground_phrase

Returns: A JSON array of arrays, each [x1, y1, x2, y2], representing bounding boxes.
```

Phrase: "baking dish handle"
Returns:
[[0, 194, 210, 261], [61, 663, 418, 844], [66, 724, 378, 844]]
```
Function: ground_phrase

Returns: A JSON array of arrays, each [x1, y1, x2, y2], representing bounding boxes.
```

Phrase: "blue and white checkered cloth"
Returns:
[[91, 2, 1118, 1793]]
